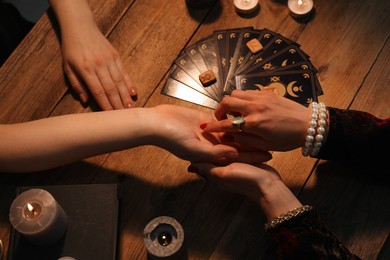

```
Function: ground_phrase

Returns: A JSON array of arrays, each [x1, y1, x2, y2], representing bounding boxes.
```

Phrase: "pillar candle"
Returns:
[[9, 188, 68, 246]]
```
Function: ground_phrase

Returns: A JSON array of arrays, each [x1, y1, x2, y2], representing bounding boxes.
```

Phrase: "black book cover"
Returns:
[[7, 184, 119, 260]]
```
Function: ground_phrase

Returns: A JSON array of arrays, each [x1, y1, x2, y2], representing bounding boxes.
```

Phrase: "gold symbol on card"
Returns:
[[244, 33, 251, 38], [218, 34, 223, 40], [179, 59, 186, 65], [262, 62, 273, 70], [255, 77, 303, 98], [230, 33, 237, 39]]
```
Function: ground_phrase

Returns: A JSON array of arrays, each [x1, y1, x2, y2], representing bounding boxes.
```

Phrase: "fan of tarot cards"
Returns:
[[161, 27, 323, 109]]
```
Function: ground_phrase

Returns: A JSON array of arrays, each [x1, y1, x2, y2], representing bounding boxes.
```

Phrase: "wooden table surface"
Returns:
[[1, 0, 390, 259]]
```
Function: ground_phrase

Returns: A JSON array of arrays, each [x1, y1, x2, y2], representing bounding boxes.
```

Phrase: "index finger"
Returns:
[[214, 95, 251, 120], [201, 117, 242, 133]]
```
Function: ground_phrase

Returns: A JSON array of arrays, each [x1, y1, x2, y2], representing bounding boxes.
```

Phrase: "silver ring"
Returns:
[[232, 116, 245, 131]]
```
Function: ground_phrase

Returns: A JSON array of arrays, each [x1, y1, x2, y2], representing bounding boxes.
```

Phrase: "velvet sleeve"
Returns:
[[316, 107, 390, 171], [265, 207, 361, 259]]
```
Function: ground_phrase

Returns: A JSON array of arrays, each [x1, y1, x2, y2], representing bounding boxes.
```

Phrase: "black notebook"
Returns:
[[7, 184, 119, 260]]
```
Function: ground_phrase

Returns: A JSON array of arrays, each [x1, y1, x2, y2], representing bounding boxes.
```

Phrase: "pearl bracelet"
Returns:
[[302, 102, 327, 157]]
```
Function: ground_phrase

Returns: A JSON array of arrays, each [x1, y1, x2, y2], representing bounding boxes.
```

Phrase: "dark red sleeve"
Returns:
[[265, 207, 361, 259], [317, 107, 390, 171]]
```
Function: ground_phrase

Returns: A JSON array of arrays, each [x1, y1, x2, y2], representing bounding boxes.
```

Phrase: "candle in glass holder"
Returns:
[[287, 0, 314, 19], [143, 216, 184, 258], [9, 188, 68, 246], [234, 0, 259, 15]]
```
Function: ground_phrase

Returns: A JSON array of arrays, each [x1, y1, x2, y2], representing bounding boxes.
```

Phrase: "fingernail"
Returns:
[[200, 123, 207, 130], [187, 165, 199, 173], [79, 93, 88, 103]]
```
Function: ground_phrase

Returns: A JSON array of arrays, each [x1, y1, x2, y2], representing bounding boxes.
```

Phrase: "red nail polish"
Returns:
[[200, 123, 207, 130]]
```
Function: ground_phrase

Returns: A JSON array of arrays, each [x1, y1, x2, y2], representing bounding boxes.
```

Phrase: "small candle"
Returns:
[[143, 216, 184, 258], [9, 188, 68, 246], [234, 0, 260, 15], [287, 0, 314, 19]]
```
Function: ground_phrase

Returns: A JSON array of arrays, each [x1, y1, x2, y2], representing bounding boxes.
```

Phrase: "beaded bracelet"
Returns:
[[301, 102, 327, 157], [264, 205, 313, 231]]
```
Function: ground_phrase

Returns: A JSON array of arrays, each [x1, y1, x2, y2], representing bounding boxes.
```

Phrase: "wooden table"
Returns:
[[1, 0, 389, 259]]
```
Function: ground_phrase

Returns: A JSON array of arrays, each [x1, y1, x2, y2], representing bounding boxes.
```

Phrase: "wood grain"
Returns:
[[0, 0, 389, 259]]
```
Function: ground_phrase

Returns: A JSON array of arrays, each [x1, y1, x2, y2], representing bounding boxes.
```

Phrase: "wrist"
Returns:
[[51, 0, 96, 36], [257, 179, 302, 221]]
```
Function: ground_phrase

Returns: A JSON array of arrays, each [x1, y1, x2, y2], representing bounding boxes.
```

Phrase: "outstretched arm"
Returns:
[[0, 105, 271, 172]]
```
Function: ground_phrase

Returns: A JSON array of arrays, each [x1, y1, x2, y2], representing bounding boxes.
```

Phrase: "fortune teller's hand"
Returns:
[[200, 90, 311, 151], [154, 105, 272, 165], [187, 162, 302, 220], [50, 0, 137, 110]]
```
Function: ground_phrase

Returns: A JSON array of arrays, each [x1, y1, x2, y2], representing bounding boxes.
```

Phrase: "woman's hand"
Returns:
[[188, 162, 302, 220], [200, 90, 310, 151], [61, 22, 137, 110], [154, 105, 272, 165], [50, 0, 137, 111]]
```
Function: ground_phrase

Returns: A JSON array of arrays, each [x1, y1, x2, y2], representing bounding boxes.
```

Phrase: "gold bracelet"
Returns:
[[264, 205, 313, 231]]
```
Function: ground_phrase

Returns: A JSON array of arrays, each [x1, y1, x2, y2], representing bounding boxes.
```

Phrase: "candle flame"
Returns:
[[298, 0, 303, 6], [27, 203, 34, 212]]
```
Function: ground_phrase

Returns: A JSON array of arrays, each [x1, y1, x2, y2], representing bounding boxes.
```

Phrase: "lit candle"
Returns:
[[233, 0, 260, 15], [143, 216, 184, 258], [9, 188, 68, 246], [287, 0, 314, 19]]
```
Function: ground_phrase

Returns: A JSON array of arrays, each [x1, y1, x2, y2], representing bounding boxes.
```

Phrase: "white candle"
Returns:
[[234, 0, 259, 15], [287, 0, 314, 18], [9, 188, 68, 246]]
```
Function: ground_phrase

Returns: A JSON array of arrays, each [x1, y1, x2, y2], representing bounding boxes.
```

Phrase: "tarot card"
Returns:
[[220, 27, 254, 88], [239, 45, 310, 75], [185, 42, 209, 73], [213, 30, 229, 88], [268, 61, 323, 95], [169, 64, 219, 101], [174, 51, 203, 86], [196, 36, 224, 101], [235, 70, 318, 106], [225, 27, 254, 72], [236, 33, 299, 75], [161, 78, 219, 109]]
